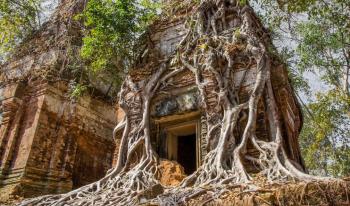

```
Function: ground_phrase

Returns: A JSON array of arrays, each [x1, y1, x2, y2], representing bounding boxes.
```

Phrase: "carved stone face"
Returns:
[[152, 91, 199, 117]]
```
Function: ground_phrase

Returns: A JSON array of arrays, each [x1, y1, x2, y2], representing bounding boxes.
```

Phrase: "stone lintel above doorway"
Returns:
[[151, 89, 200, 118]]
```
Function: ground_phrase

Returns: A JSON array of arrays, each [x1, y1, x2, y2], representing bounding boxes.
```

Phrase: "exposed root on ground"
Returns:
[[186, 179, 350, 206]]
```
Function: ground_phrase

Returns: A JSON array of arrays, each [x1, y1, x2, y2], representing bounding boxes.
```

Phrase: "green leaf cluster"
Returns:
[[0, 0, 40, 60], [295, 1, 350, 91], [78, 0, 159, 80], [69, 83, 88, 99], [300, 90, 350, 177], [66, 0, 160, 98]]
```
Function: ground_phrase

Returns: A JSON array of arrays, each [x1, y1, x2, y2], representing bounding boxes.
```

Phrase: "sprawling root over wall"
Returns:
[[19, 0, 340, 206]]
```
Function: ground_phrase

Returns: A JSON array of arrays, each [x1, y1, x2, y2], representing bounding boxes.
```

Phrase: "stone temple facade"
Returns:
[[113, 2, 305, 175], [0, 82, 116, 197], [0, 0, 117, 198], [0, 0, 304, 200]]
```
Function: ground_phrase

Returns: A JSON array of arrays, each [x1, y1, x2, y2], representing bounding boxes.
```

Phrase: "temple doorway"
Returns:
[[165, 121, 198, 175], [153, 112, 201, 175], [177, 134, 196, 174]]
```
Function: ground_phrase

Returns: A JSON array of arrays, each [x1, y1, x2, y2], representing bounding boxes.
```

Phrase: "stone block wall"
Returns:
[[0, 0, 120, 199], [0, 81, 117, 198]]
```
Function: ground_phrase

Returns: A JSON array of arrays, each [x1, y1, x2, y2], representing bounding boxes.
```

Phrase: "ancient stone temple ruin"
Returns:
[[0, 0, 116, 198], [0, 82, 116, 197], [1, 0, 306, 202], [113, 1, 305, 175]]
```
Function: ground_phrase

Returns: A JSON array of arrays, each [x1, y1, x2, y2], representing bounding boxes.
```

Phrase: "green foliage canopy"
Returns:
[[0, 0, 41, 60], [66, 0, 159, 98], [300, 90, 350, 176], [78, 0, 159, 84]]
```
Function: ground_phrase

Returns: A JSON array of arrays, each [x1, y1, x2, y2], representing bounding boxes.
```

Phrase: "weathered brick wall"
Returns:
[[0, 81, 116, 198], [0, 0, 121, 199]]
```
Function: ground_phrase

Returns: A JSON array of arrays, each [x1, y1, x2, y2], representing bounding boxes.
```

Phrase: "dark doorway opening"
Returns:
[[154, 117, 200, 175], [177, 134, 196, 175]]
